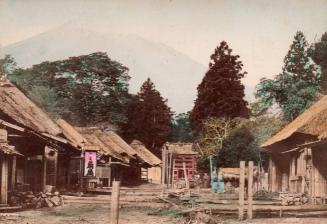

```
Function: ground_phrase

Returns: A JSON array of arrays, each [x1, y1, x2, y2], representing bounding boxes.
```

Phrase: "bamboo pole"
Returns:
[[247, 161, 254, 219], [239, 161, 245, 220], [110, 181, 121, 224]]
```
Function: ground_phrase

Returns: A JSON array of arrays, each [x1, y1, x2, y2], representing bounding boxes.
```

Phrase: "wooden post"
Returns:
[[108, 157, 112, 187], [168, 152, 173, 188], [11, 156, 16, 191], [238, 161, 245, 221], [53, 151, 58, 187], [42, 147, 47, 191], [161, 147, 166, 185], [183, 162, 189, 189], [172, 159, 176, 188], [110, 181, 120, 224], [247, 161, 254, 219], [1, 156, 8, 204]]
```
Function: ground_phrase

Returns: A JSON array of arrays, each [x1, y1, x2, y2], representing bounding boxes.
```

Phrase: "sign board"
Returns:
[[84, 151, 97, 177]]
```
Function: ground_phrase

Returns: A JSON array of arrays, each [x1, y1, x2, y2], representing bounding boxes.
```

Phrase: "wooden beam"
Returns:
[[0, 119, 25, 132], [281, 140, 325, 154], [1, 156, 8, 204], [42, 133, 68, 144]]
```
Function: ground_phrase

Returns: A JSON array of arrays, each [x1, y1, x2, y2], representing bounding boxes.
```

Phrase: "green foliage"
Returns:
[[123, 78, 173, 155], [310, 32, 327, 92], [8, 52, 131, 128], [255, 31, 321, 121], [217, 125, 259, 167], [169, 113, 196, 142], [190, 41, 249, 131], [0, 55, 17, 76], [196, 115, 284, 169]]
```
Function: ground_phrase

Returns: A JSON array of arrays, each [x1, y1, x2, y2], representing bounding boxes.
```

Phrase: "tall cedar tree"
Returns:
[[123, 78, 173, 156], [190, 41, 248, 131], [256, 31, 321, 120], [310, 32, 327, 92]]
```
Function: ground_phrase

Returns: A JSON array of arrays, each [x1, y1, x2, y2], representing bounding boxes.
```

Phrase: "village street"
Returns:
[[1, 204, 327, 224]]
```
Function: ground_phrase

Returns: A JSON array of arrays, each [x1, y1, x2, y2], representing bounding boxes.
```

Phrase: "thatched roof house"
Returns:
[[262, 96, 327, 201], [57, 119, 136, 163], [130, 140, 161, 167], [262, 95, 327, 152], [0, 81, 62, 136]]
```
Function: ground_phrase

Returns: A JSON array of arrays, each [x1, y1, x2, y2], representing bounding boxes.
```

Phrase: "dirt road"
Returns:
[[1, 204, 327, 224]]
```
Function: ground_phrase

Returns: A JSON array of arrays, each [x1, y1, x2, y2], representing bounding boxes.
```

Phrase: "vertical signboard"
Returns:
[[84, 151, 97, 177]]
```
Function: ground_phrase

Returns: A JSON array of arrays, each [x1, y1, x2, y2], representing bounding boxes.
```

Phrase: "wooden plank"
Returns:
[[183, 162, 189, 189], [11, 156, 16, 191], [110, 181, 120, 224], [247, 161, 254, 219], [1, 156, 8, 204], [238, 161, 245, 220]]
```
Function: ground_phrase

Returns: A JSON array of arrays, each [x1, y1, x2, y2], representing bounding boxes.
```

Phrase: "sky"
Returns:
[[0, 0, 327, 91]]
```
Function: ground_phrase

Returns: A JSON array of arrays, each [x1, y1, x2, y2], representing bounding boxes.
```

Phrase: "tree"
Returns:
[[255, 31, 321, 121], [9, 52, 131, 128], [310, 32, 327, 92], [217, 126, 259, 167], [190, 41, 248, 131], [123, 78, 173, 155], [169, 113, 196, 142], [0, 55, 17, 77]]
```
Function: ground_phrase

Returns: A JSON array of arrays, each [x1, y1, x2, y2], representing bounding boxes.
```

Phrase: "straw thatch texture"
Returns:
[[166, 143, 197, 155], [262, 95, 327, 149], [0, 81, 61, 136], [57, 119, 138, 162], [130, 140, 161, 166]]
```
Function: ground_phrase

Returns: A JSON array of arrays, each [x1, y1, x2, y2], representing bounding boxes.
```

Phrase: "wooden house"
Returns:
[[0, 81, 74, 204], [57, 120, 160, 187], [130, 140, 161, 184], [262, 95, 327, 204]]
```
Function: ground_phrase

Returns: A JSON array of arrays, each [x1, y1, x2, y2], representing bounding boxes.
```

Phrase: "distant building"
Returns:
[[163, 143, 198, 186]]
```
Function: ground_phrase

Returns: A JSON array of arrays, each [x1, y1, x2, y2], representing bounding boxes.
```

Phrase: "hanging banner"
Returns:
[[84, 151, 97, 177]]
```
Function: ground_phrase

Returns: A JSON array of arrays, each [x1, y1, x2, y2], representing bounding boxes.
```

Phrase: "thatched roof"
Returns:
[[57, 119, 137, 162], [166, 143, 198, 155], [0, 81, 61, 136], [130, 140, 161, 166], [262, 95, 327, 149]]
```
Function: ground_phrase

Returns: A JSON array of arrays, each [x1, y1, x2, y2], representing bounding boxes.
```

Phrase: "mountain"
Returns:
[[0, 25, 254, 112]]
